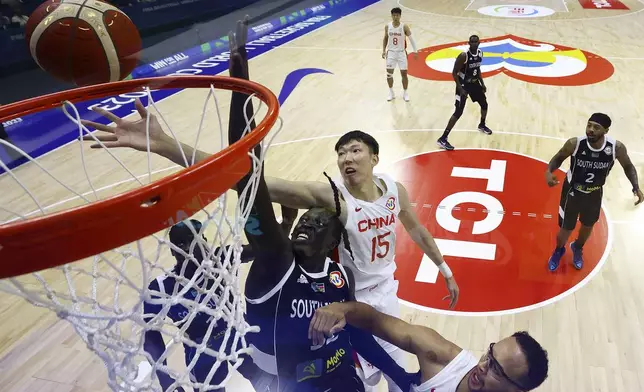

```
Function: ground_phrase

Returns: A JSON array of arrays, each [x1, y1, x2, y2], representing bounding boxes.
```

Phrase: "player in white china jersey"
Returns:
[[266, 130, 460, 392], [309, 301, 549, 392], [382, 7, 419, 102]]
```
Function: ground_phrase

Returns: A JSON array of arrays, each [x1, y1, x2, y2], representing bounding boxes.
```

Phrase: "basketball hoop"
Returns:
[[0, 76, 279, 277], [0, 75, 281, 391]]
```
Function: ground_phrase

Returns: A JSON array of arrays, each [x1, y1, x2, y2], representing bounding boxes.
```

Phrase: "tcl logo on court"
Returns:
[[578, 0, 629, 9], [391, 150, 610, 314]]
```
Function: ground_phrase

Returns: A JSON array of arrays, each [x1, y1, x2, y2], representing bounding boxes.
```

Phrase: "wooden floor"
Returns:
[[2, 0, 644, 390]]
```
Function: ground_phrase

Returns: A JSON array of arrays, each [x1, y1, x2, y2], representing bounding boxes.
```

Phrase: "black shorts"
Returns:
[[558, 180, 603, 230], [455, 81, 486, 109]]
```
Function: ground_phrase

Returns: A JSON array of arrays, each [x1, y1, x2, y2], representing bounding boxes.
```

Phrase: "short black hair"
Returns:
[[334, 130, 379, 155], [469, 34, 480, 42], [391, 7, 402, 14], [513, 331, 549, 390]]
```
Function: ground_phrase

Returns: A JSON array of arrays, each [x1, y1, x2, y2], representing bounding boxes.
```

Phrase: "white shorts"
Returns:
[[386, 50, 408, 71], [354, 278, 401, 379]]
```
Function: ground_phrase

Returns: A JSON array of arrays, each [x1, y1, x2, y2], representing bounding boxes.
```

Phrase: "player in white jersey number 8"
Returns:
[[265, 131, 459, 392]]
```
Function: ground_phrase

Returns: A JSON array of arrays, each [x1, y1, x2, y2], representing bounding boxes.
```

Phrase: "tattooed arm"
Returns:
[[545, 137, 577, 187], [615, 141, 644, 205]]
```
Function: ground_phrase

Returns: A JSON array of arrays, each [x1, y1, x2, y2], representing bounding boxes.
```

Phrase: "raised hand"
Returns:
[[81, 99, 171, 153], [634, 188, 644, 206], [229, 16, 251, 80]]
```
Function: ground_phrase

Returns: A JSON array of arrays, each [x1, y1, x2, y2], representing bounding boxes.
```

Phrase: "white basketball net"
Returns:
[[0, 83, 282, 391]]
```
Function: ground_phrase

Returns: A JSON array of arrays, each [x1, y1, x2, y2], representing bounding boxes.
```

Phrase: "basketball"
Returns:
[[25, 0, 142, 87]]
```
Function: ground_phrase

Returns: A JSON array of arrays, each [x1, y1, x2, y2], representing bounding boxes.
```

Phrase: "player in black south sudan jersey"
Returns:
[[222, 21, 419, 392], [437, 35, 493, 151], [545, 113, 643, 271]]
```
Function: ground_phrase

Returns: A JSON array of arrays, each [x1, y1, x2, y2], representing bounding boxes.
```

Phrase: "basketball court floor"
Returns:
[[1, 0, 644, 390]]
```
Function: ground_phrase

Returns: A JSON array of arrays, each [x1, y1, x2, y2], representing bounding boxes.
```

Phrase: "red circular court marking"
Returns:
[[391, 149, 611, 315]]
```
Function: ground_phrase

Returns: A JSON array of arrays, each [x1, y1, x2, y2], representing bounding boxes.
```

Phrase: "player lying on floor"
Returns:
[[309, 301, 549, 392]]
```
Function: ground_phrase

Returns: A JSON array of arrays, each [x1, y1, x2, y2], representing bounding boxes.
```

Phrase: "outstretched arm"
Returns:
[[226, 19, 293, 283], [309, 301, 460, 383], [265, 177, 347, 223], [615, 141, 644, 205], [545, 137, 577, 187], [396, 182, 459, 309]]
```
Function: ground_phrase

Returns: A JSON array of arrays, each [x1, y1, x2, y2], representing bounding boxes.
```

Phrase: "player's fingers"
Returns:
[[92, 106, 123, 125], [450, 291, 458, 309], [134, 99, 149, 119], [228, 30, 236, 53], [88, 141, 123, 149], [310, 312, 327, 345], [81, 120, 115, 133], [321, 314, 340, 337], [308, 312, 319, 340], [82, 134, 117, 143], [330, 319, 346, 335]]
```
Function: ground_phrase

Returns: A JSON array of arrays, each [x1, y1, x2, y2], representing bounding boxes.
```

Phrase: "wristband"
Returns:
[[438, 262, 453, 279]]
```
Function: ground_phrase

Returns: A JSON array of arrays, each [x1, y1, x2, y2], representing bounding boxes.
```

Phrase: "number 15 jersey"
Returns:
[[333, 173, 401, 291]]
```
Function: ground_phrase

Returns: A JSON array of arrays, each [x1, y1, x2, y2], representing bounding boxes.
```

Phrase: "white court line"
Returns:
[[605, 56, 644, 61], [278, 45, 379, 51], [464, 0, 476, 11], [280, 45, 644, 61], [562, 0, 570, 12], [271, 128, 644, 157], [397, 0, 644, 22], [11, 128, 642, 224]]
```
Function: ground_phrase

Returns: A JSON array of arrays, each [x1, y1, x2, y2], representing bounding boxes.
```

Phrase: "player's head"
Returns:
[[469, 34, 480, 51], [391, 7, 402, 22], [470, 331, 549, 391], [586, 112, 611, 143], [169, 219, 207, 277], [291, 173, 354, 268], [334, 130, 380, 187]]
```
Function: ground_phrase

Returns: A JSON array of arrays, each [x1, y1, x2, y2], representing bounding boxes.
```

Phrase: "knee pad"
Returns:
[[386, 70, 394, 79], [479, 99, 488, 111]]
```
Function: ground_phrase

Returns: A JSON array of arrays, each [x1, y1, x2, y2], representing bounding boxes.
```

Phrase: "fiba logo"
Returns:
[[477, 5, 555, 18], [385, 197, 396, 210], [329, 271, 345, 288]]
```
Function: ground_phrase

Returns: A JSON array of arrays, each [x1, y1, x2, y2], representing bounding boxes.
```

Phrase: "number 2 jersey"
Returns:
[[245, 258, 362, 392], [566, 135, 616, 193]]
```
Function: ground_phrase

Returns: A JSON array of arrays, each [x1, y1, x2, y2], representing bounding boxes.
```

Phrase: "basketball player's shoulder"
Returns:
[[613, 138, 626, 154], [414, 326, 463, 366]]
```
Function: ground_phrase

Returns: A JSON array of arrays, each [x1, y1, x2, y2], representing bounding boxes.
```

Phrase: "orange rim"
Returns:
[[0, 76, 279, 279]]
